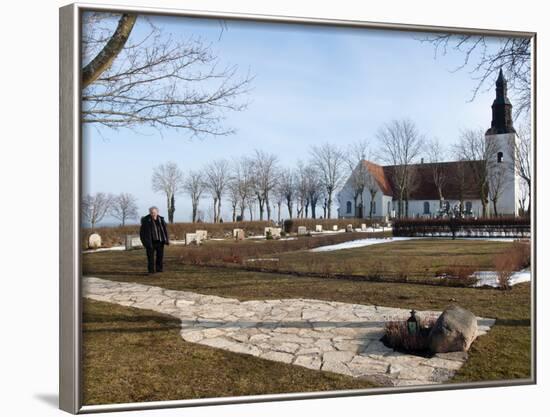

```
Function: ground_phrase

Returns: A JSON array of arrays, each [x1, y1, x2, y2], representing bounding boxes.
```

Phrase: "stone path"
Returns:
[[83, 277, 495, 387]]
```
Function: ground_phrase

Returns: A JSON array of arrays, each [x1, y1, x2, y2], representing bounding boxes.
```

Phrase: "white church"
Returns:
[[338, 70, 520, 219]]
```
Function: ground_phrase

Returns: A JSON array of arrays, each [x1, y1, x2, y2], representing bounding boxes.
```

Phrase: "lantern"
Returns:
[[407, 310, 418, 335]]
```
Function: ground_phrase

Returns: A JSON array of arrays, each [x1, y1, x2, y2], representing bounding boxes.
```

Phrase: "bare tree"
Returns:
[[250, 150, 279, 220], [310, 143, 346, 218], [519, 178, 529, 216], [420, 34, 531, 117], [231, 158, 254, 220], [82, 192, 114, 229], [277, 168, 296, 218], [183, 171, 205, 223], [82, 13, 252, 137], [454, 129, 496, 217], [227, 179, 241, 222], [152, 162, 184, 223], [204, 159, 230, 223], [515, 123, 532, 214], [426, 138, 448, 209], [295, 162, 309, 218], [346, 140, 371, 218], [376, 119, 424, 218], [488, 161, 508, 216], [110, 192, 138, 226], [304, 165, 322, 219]]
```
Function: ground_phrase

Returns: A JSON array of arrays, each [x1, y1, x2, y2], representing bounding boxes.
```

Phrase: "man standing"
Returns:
[[139, 206, 170, 274]]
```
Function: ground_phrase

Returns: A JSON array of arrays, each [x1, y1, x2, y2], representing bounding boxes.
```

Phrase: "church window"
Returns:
[[346, 201, 352, 214], [423, 201, 430, 214], [497, 151, 504, 163]]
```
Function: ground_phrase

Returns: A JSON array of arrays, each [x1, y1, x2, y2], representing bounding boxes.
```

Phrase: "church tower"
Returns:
[[485, 69, 519, 216]]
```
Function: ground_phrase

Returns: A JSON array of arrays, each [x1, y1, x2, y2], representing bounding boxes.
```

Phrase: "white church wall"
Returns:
[[486, 132, 519, 216]]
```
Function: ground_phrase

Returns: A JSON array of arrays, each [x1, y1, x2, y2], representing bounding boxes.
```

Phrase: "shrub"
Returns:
[[383, 316, 437, 353], [493, 244, 527, 290]]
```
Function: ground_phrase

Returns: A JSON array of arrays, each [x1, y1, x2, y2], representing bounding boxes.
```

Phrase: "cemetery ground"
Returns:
[[82, 237, 531, 404]]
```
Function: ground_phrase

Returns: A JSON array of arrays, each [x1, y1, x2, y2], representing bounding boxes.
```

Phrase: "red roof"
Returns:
[[362, 160, 485, 201]]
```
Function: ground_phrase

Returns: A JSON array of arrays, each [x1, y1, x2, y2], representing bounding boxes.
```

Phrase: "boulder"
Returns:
[[196, 230, 208, 241], [125, 234, 142, 250], [346, 224, 353, 232], [428, 305, 478, 353], [88, 233, 102, 249], [297, 226, 308, 235], [315, 224, 323, 232]]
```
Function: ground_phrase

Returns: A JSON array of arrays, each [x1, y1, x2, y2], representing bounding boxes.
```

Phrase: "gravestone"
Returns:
[[125, 234, 142, 250], [185, 233, 200, 245], [332, 225, 338, 231], [196, 230, 208, 241], [88, 233, 101, 249], [361, 223, 367, 232], [346, 224, 353, 232], [297, 226, 308, 235], [265, 227, 281, 239], [315, 225, 323, 232], [233, 228, 245, 241]]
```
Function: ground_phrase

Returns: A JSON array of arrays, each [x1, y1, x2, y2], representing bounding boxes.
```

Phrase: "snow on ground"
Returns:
[[309, 236, 521, 253], [83, 246, 126, 254], [310, 237, 414, 252], [473, 269, 531, 288]]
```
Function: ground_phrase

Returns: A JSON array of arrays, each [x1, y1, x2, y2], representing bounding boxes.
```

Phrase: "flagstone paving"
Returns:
[[83, 276, 495, 387]]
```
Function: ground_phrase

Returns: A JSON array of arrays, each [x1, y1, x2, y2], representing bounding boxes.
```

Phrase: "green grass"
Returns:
[[83, 299, 376, 405], [82, 240, 531, 399]]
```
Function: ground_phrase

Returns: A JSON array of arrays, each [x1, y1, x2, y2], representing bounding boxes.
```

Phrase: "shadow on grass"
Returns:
[[495, 318, 531, 327]]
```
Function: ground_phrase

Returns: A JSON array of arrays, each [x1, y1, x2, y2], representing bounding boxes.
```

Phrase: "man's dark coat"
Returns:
[[139, 214, 170, 248]]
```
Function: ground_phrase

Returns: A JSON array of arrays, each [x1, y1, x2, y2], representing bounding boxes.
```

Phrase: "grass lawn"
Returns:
[[82, 239, 531, 402], [275, 239, 515, 281], [83, 299, 376, 405]]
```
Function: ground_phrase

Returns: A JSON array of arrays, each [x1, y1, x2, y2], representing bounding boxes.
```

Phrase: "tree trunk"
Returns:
[[82, 14, 138, 88], [192, 203, 198, 223], [168, 194, 175, 224], [217, 197, 222, 223], [212, 198, 218, 223], [327, 192, 333, 218]]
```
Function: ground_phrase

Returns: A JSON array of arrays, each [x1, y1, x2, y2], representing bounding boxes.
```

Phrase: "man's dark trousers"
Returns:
[[146, 240, 164, 273]]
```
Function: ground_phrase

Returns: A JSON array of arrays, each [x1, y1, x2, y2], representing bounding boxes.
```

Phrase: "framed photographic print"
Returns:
[[59, 2, 536, 413]]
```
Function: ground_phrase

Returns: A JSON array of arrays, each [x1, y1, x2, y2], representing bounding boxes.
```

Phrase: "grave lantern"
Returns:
[[407, 310, 419, 335]]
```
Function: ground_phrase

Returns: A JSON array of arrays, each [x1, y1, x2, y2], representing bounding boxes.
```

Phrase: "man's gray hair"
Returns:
[[149, 206, 159, 212]]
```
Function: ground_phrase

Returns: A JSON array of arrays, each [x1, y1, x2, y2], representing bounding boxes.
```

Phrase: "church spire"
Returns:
[[486, 68, 515, 135]]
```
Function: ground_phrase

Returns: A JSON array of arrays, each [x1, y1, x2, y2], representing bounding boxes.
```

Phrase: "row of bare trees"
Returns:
[[149, 144, 353, 224], [82, 192, 138, 229]]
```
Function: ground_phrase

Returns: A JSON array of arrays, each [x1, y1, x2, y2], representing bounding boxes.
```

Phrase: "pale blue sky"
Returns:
[[82, 13, 526, 225]]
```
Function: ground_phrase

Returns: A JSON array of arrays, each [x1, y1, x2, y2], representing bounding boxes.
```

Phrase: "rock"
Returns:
[[346, 224, 353, 232], [297, 226, 308, 235], [332, 225, 338, 231], [361, 223, 367, 231], [315, 224, 323, 232], [88, 233, 101, 249], [428, 305, 478, 353]]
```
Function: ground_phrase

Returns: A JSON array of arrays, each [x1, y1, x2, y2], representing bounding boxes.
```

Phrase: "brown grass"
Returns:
[[83, 299, 376, 405]]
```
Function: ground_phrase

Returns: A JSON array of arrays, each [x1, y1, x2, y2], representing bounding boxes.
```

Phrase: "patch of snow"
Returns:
[[473, 269, 531, 288], [83, 246, 126, 254], [246, 258, 279, 262], [310, 237, 414, 252]]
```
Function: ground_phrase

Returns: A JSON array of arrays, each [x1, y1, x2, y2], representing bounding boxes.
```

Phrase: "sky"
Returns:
[[82, 13, 527, 225]]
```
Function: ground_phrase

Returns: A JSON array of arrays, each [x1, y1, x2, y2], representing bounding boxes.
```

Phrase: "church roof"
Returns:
[[362, 160, 485, 201]]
